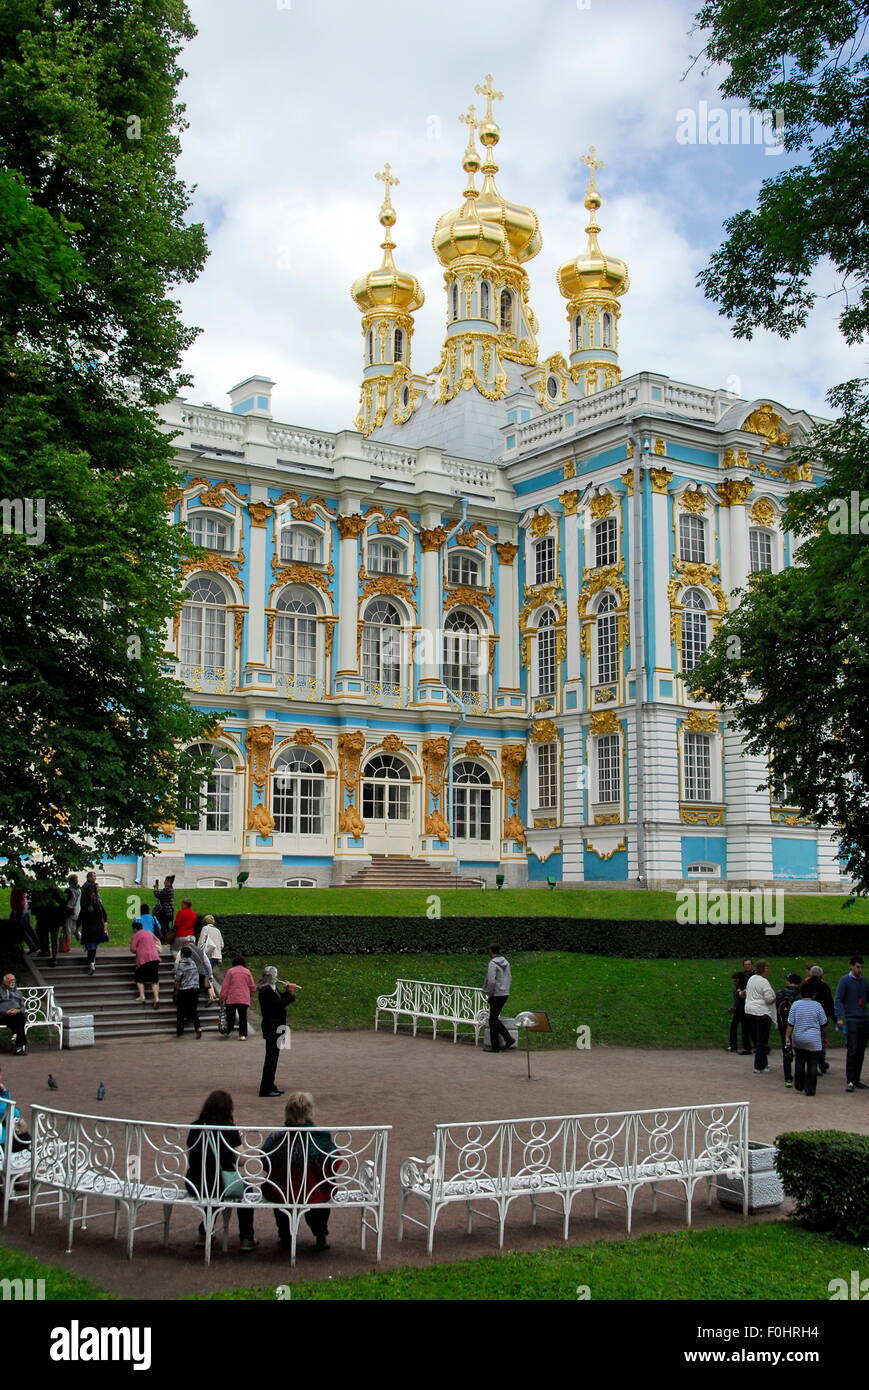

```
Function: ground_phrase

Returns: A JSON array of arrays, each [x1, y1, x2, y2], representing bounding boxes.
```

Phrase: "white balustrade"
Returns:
[[268, 425, 337, 459], [375, 979, 489, 1044], [178, 409, 246, 444], [0, 987, 63, 1050]]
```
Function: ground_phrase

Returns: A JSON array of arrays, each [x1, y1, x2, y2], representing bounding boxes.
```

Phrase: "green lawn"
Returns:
[[0, 1239, 116, 1300], [196, 1223, 860, 1300], [240, 950, 851, 1050], [97, 885, 868, 943]]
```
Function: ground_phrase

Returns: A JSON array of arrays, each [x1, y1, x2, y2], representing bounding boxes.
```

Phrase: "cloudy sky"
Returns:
[[174, 0, 865, 430]]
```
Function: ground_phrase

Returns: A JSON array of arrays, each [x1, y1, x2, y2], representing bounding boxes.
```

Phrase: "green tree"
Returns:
[[0, 1, 215, 886], [688, 0, 869, 893]]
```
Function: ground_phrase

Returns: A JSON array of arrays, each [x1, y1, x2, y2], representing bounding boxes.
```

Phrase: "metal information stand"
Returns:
[[514, 1010, 552, 1080]]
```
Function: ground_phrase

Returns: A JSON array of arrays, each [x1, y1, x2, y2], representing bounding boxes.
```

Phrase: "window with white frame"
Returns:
[[680, 588, 708, 673], [368, 540, 405, 575], [536, 608, 556, 696], [537, 741, 558, 809], [678, 512, 706, 563], [366, 331, 374, 365], [448, 550, 483, 587], [594, 516, 618, 568], [749, 528, 774, 573], [362, 599, 402, 687], [443, 610, 481, 695], [574, 315, 582, 350], [595, 594, 619, 685], [451, 282, 459, 321], [183, 743, 233, 833], [285, 878, 317, 888], [769, 764, 795, 806], [452, 759, 491, 840], [393, 328, 404, 363], [500, 289, 514, 334], [273, 586, 317, 678], [180, 576, 227, 668], [534, 535, 555, 585], [602, 311, 613, 348], [273, 747, 325, 836], [280, 526, 321, 564], [683, 731, 712, 802], [480, 281, 490, 320], [596, 733, 621, 804], [361, 753, 411, 820], [187, 512, 231, 552]]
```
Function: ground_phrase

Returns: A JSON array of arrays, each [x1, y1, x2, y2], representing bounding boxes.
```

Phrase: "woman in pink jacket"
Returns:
[[219, 955, 256, 1039], [130, 925, 163, 1008]]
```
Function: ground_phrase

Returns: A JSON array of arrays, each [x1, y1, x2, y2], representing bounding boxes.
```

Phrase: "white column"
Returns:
[[496, 534, 519, 695], [336, 512, 363, 676], [245, 487, 269, 666], [563, 508, 580, 681], [419, 508, 443, 688]]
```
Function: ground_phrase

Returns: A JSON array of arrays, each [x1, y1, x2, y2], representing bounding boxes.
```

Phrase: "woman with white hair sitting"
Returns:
[[263, 1091, 340, 1253], [257, 967, 300, 1098]]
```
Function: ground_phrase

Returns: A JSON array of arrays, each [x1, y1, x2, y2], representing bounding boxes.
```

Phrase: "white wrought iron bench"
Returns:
[[375, 978, 489, 1044], [0, 1093, 32, 1225], [29, 1106, 391, 1266], [399, 1101, 750, 1252], [0, 986, 63, 1051]]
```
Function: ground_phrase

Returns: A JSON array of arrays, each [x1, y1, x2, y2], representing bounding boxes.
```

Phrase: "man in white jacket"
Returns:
[[483, 944, 514, 1054], [744, 959, 777, 1073]]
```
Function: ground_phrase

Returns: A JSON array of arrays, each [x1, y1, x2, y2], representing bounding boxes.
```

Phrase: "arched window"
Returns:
[[536, 608, 556, 696], [362, 753, 411, 821], [452, 760, 491, 841], [749, 528, 774, 573], [273, 747, 325, 836], [393, 327, 404, 363], [480, 281, 490, 320], [187, 512, 231, 552], [362, 599, 401, 687], [678, 513, 706, 564], [534, 535, 555, 585], [183, 743, 233, 833], [180, 576, 227, 669], [683, 731, 712, 802], [368, 540, 405, 575], [273, 586, 317, 678], [443, 610, 481, 696], [280, 526, 321, 564], [450, 282, 459, 322], [366, 330, 374, 366], [594, 516, 618, 568], [447, 550, 483, 587], [602, 311, 613, 348], [574, 315, 582, 351], [596, 593, 618, 685], [681, 588, 708, 672], [500, 289, 514, 334]]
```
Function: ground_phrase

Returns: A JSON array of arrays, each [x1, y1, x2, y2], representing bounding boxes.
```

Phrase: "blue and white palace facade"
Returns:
[[126, 86, 846, 891]]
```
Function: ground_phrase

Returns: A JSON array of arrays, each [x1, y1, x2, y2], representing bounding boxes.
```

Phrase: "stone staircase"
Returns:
[[342, 854, 486, 891], [26, 949, 223, 1041]]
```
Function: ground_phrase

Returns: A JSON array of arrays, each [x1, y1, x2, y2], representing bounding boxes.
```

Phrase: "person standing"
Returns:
[[835, 956, 868, 1092], [786, 980, 828, 1097], [135, 903, 161, 938], [153, 876, 176, 941], [0, 974, 28, 1055], [807, 966, 835, 1076], [171, 898, 197, 954], [220, 955, 256, 1040], [775, 973, 803, 1087], [483, 943, 514, 1054], [9, 884, 38, 954], [727, 958, 754, 1053], [65, 875, 81, 945], [78, 875, 108, 975], [35, 882, 66, 966], [198, 915, 224, 978], [174, 946, 202, 1039], [131, 923, 162, 1007], [258, 967, 299, 1097], [744, 959, 777, 1074]]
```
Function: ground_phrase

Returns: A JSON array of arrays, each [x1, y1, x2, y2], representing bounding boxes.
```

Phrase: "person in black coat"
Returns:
[[257, 966, 300, 1098]]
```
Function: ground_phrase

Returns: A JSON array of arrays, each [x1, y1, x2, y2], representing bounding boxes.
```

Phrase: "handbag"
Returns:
[[217, 1001, 229, 1036], [276, 1025, 292, 1052], [221, 1168, 245, 1199]]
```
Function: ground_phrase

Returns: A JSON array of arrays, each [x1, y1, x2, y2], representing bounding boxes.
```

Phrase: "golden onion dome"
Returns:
[[471, 75, 541, 265], [432, 103, 508, 267], [351, 164, 424, 314], [558, 149, 629, 300]]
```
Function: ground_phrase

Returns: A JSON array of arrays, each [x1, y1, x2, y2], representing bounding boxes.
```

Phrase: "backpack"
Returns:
[[776, 987, 798, 1035]]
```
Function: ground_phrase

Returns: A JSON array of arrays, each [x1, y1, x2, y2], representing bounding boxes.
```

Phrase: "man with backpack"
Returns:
[[775, 972, 803, 1088]]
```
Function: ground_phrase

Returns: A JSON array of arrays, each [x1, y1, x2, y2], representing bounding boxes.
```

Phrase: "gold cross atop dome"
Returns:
[[458, 104, 481, 176], [475, 74, 504, 120], [374, 163, 399, 232], [580, 146, 605, 193]]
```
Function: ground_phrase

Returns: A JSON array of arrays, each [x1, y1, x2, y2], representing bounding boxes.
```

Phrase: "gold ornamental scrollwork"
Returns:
[[290, 727, 327, 749], [336, 513, 366, 540], [679, 806, 725, 826], [559, 490, 580, 515], [620, 470, 634, 496], [495, 542, 518, 565], [183, 550, 245, 592], [589, 710, 620, 736], [187, 477, 248, 509], [501, 743, 526, 845], [750, 498, 777, 527], [247, 803, 275, 837], [589, 492, 615, 520], [679, 490, 707, 514], [360, 574, 418, 613], [422, 735, 449, 839], [443, 583, 494, 615], [742, 403, 789, 450], [563, 459, 577, 479], [247, 502, 274, 528], [717, 478, 753, 507], [653, 438, 666, 456], [584, 837, 626, 860], [337, 730, 366, 837], [420, 526, 447, 552], [649, 467, 673, 494], [683, 709, 719, 734], [529, 512, 554, 538], [245, 725, 275, 792], [530, 719, 559, 744]]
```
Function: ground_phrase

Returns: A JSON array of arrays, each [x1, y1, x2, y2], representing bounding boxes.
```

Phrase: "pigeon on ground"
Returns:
[[96, 1082, 105, 1102], [47, 1074, 58, 1090]]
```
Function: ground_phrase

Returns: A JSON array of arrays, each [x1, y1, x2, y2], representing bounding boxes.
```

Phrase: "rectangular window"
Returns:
[[535, 536, 555, 585], [683, 732, 712, 802], [678, 514, 706, 563], [595, 517, 618, 568], [597, 734, 620, 804], [368, 541, 404, 575], [537, 742, 558, 809], [536, 627, 556, 696], [749, 528, 773, 573], [596, 613, 618, 685]]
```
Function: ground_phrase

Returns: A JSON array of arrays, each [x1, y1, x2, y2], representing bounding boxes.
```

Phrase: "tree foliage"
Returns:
[[0, 1, 215, 883]]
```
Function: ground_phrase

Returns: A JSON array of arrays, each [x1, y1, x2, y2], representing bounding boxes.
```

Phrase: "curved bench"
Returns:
[[28, 1106, 391, 1265], [0, 987, 63, 1051], [375, 979, 489, 1044]]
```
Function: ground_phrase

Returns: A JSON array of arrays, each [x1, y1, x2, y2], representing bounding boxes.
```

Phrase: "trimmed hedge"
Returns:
[[214, 914, 867, 958], [776, 1130, 869, 1244]]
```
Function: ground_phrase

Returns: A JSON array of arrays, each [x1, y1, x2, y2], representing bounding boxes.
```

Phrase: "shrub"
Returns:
[[775, 1130, 869, 1244], [213, 914, 867, 959]]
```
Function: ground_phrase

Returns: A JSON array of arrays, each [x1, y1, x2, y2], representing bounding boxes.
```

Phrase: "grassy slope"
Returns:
[[197, 1224, 859, 1301], [0, 1239, 115, 1300]]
